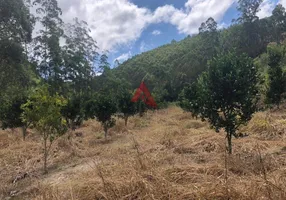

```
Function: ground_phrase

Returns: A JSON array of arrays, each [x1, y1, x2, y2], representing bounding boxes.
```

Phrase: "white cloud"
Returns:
[[139, 41, 154, 52], [58, 0, 152, 51], [218, 22, 228, 30], [140, 41, 147, 52], [257, 0, 275, 19], [152, 0, 234, 34], [152, 30, 161, 35], [185, 0, 201, 8], [279, 0, 286, 7], [151, 5, 179, 23], [115, 51, 132, 62], [57, 0, 235, 51]]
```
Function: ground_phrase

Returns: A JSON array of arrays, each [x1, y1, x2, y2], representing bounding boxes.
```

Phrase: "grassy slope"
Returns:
[[1, 106, 286, 199]]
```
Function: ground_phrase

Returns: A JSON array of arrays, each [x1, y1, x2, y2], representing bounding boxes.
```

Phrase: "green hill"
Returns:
[[114, 36, 207, 101], [110, 8, 286, 103]]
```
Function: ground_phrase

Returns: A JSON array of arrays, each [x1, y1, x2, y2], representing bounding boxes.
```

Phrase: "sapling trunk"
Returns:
[[43, 134, 48, 174], [139, 101, 143, 117], [227, 132, 232, 154], [104, 125, 108, 139], [22, 126, 27, 141], [124, 115, 128, 126], [71, 120, 76, 131]]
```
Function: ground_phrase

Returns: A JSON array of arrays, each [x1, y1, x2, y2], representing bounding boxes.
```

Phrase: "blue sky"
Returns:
[[58, 0, 283, 66]]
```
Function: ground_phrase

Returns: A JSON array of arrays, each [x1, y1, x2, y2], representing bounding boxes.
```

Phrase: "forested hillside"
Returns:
[[113, 6, 286, 102]]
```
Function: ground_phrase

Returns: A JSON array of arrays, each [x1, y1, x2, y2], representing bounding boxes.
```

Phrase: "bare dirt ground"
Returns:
[[1, 106, 286, 200]]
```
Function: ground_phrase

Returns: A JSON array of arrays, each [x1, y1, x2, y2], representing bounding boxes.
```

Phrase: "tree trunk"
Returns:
[[124, 116, 128, 126], [22, 126, 27, 141], [227, 132, 232, 154], [104, 125, 108, 139], [139, 101, 144, 117], [71, 120, 76, 131], [43, 135, 48, 174]]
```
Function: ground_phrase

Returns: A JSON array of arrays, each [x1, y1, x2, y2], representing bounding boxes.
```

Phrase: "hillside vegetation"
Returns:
[[1, 106, 286, 199], [113, 15, 286, 101]]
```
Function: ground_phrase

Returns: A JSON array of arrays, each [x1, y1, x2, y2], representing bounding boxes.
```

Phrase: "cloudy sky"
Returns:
[[57, 0, 284, 65]]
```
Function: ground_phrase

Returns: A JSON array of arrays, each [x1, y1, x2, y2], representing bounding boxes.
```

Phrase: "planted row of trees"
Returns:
[[18, 85, 140, 173], [0, 0, 146, 173], [1, 0, 286, 170]]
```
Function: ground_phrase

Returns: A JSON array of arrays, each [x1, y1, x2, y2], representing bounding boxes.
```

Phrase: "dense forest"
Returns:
[[1, 0, 286, 170]]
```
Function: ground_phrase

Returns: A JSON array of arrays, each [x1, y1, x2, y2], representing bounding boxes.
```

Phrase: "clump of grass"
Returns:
[[184, 120, 207, 129], [132, 117, 150, 129], [247, 113, 272, 133], [109, 120, 128, 134], [245, 112, 286, 139], [173, 146, 195, 154]]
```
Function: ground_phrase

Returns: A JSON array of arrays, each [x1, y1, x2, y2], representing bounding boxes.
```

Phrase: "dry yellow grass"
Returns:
[[1, 106, 286, 200]]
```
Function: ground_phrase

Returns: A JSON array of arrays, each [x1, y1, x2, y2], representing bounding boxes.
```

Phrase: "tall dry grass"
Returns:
[[1, 106, 286, 199]]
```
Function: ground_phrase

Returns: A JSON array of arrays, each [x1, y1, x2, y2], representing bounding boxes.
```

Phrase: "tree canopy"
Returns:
[[180, 51, 259, 154]]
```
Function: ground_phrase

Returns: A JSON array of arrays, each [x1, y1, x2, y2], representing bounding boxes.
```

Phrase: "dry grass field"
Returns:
[[1, 105, 286, 200]]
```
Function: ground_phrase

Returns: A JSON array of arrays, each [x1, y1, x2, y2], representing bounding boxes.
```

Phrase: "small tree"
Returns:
[[61, 94, 90, 130], [85, 94, 117, 139], [180, 51, 259, 154], [178, 83, 201, 118], [117, 90, 137, 126], [21, 85, 67, 173], [266, 44, 285, 107]]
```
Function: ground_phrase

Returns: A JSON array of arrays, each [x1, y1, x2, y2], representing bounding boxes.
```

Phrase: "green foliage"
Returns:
[[266, 44, 286, 106], [178, 83, 201, 117], [85, 94, 117, 138], [117, 89, 137, 126], [199, 17, 219, 59], [0, 96, 27, 130], [0, 0, 33, 42], [113, 35, 211, 101], [0, 0, 34, 93], [266, 66, 285, 106], [236, 0, 266, 57], [60, 18, 100, 129], [62, 18, 98, 95], [267, 43, 284, 67], [21, 85, 67, 138], [0, 0, 38, 139], [152, 87, 168, 109], [21, 85, 67, 173], [271, 4, 286, 43], [180, 52, 259, 154], [32, 0, 64, 93], [99, 53, 110, 73], [237, 0, 262, 23], [61, 94, 91, 130]]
